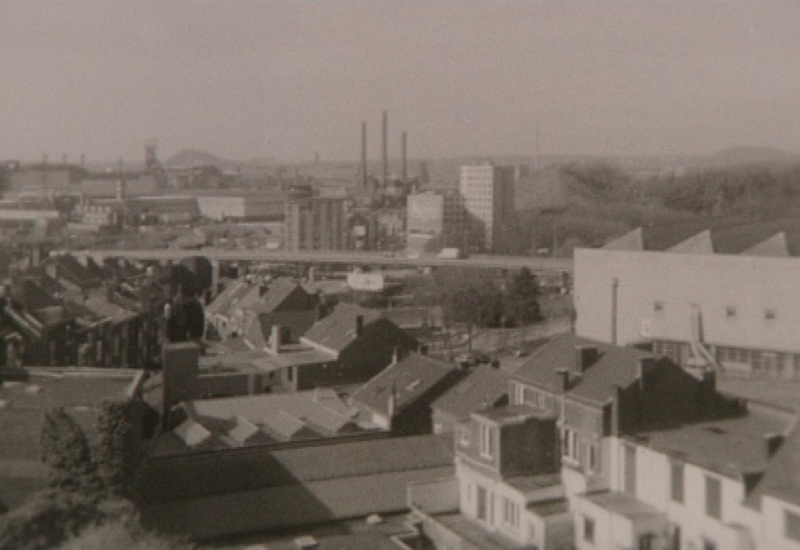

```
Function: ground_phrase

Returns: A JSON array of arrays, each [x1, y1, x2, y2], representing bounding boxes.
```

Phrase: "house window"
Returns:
[[583, 515, 595, 543], [588, 444, 598, 473], [702, 540, 716, 550], [624, 444, 637, 496], [563, 429, 579, 462], [705, 476, 722, 519], [725, 306, 736, 319], [287, 366, 294, 382], [502, 497, 520, 529], [765, 308, 777, 321], [785, 509, 800, 541], [480, 423, 495, 458], [670, 462, 684, 503], [477, 485, 487, 521], [459, 426, 471, 448], [654, 301, 664, 314]]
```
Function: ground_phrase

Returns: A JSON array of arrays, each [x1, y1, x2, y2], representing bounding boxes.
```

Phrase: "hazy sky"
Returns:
[[2, 1, 799, 164]]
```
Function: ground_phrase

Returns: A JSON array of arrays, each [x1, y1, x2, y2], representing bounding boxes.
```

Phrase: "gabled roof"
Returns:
[[602, 228, 644, 251], [512, 334, 652, 404], [432, 364, 509, 421], [746, 419, 800, 508], [249, 278, 313, 314], [351, 352, 457, 417], [667, 230, 714, 254], [381, 306, 443, 329], [205, 280, 252, 317], [301, 303, 383, 353], [740, 232, 790, 257]]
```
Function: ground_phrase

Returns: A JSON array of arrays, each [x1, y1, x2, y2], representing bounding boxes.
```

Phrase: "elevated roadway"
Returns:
[[62, 248, 573, 272]]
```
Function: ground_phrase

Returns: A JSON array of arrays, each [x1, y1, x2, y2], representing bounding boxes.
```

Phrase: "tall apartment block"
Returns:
[[458, 163, 515, 252], [284, 196, 345, 252]]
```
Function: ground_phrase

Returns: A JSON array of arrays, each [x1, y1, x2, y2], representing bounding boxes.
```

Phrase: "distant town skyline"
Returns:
[[2, 1, 799, 164]]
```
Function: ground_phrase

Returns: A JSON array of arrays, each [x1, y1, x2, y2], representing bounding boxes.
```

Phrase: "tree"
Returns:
[[95, 400, 138, 499], [504, 268, 542, 326], [40, 408, 101, 494], [445, 282, 504, 351]]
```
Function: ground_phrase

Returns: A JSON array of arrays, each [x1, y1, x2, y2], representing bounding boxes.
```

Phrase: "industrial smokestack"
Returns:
[[361, 121, 368, 188], [382, 110, 388, 189], [402, 131, 407, 183]]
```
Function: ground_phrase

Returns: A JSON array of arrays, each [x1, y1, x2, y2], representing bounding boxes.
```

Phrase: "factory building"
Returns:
[[284, 196, 345, 252]]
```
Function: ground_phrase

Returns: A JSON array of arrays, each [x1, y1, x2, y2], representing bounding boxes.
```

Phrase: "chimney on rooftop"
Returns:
[[765, 433, 784, 458], [610, 383, 623, 436], [637, 356, 658, 392], [271, 325, 282, 354], [356, 314, 364, 337], [555, 368, 570, 392]]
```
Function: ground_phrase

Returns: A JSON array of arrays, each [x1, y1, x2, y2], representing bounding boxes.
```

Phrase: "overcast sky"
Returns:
[[1, 1, 799, 164]]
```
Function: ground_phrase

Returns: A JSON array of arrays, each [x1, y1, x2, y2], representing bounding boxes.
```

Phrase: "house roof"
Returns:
[[82, 289, 139, 324], [635, 409, 791, 482], [139, 432, 455, 502], [249, 278, 311, 314], [582, 491, 663, 520], [474, 404, 555, 425], [432, 364, 510, 421], [205, 280, 251, 317], [745, 419, 800, 508], [512, 334, 653, 404], [351, 352, 457, 417], [302, 303, 383, 352], [181, 389, 366, 444]]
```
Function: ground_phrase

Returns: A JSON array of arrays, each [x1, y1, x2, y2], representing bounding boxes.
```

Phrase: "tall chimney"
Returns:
[[271, 325, 282, 354], [356, 314, 364, 337], [401, 131, 407, 183], [361, 121, 368, 188], [382, 110, 388, 189]]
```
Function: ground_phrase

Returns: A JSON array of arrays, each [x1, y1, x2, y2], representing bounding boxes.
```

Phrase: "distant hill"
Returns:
[[164, 149, 278, 170], [703, 146, 800, 167]]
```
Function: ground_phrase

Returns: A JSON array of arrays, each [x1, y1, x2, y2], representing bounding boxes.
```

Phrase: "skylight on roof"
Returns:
[[406, 379, 422, 392]]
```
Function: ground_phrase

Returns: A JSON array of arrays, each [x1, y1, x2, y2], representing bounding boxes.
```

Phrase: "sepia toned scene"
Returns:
[[1, 2, 800, 549]]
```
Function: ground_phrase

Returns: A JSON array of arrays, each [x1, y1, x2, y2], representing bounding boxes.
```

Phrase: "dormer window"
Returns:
[[765, 309, 777, 321], [725, 306, 736, 319], [654, 301, 664, 315]]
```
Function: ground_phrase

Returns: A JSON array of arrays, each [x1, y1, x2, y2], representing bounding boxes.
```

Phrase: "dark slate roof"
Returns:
[[512, 333, 652, 404], [302, 303, 383, 352], [137, 432, 455, 503], [250, 278, 311, 314], [636, 409, 790, 482], [351, 352, 457, 417], [432, 365, 509, 421], [745, 420, 800, 508]]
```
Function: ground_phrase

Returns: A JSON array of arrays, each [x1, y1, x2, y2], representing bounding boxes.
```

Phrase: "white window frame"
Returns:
[[479, 423, 494, 459]]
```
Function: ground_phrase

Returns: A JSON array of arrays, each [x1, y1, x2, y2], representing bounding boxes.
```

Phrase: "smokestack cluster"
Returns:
[[382, 110, 388, 189], [359, 110, 408, 189], [361, 121, 368, 189], [402, 131, 407, 183]]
